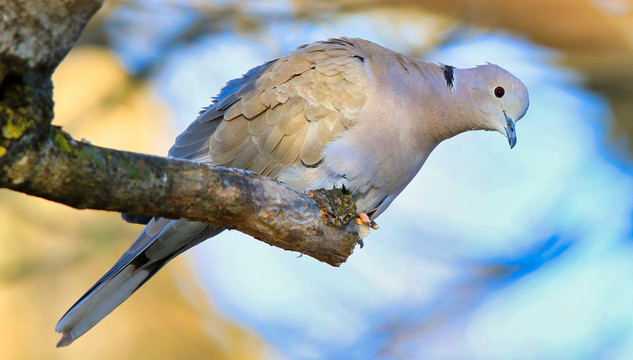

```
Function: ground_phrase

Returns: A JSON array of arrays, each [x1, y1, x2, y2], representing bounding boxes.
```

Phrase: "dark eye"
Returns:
[[494, 86, 505, 98]]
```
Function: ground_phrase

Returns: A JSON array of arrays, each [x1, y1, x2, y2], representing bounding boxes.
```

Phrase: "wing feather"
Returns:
[[169, 37, 370, 174], [300, 122, 325, 166], [210, 134, 253, 165], [246, 153, 274, 174], [267, 163, 286, 179], [168, 112, 221, 160], [280, 124, 308, 165], [227, 143, 261, 170], [256, 124, 285, 155], [191, 38, 368, 180], [241, 95, 268, 119], [212, 116, 249, 144]]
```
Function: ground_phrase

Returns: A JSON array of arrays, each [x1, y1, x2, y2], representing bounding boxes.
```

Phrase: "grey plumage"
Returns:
[[56, 37, 529, 346]]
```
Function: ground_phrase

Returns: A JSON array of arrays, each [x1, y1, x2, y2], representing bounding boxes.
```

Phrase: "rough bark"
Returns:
[[0, 0, 360, 266]]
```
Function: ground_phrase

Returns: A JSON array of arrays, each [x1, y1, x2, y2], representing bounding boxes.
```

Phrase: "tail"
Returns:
[[55, 218, 222, 347]]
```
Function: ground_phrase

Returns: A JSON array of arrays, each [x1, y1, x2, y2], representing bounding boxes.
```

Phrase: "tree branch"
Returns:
[[0, 0, 361, 267], [2, 126, 360, 265]]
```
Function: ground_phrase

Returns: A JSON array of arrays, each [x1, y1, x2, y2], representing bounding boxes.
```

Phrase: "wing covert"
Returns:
[[209, 38, 370, 177]]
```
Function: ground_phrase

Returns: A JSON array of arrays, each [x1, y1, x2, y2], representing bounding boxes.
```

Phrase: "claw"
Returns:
[[370, 220, 379, 230]]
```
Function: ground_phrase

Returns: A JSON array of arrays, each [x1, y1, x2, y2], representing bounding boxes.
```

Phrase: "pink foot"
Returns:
[[355, 212, 379, 230], [357, 211, 370, 224]]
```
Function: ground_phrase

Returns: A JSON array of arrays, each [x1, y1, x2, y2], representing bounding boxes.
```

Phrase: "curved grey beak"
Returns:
[[505, 116, 517, 149]]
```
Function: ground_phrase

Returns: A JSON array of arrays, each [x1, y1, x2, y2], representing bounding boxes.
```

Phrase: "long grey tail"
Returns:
[[55, 218, 222, 347]]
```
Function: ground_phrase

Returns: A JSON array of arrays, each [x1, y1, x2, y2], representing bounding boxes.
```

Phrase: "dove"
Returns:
[[55, 37, 529, 346]]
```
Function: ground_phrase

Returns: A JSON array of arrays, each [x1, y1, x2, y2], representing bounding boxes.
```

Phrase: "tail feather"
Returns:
[[56, 258, 167, 347], [56, 219, 222, 347]]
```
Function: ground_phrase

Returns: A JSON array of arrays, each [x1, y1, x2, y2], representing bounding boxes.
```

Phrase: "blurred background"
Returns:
[[2, 0, 633, 358]]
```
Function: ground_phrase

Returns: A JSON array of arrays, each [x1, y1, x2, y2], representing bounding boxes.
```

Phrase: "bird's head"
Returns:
[[460, 64, 529, 148]]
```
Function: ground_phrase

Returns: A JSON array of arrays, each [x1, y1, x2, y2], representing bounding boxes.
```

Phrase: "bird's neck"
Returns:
[[422, 67, 486, 144]]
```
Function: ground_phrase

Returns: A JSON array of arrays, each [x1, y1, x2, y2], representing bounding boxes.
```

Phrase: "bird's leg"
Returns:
[[355, 211, 380, 230]]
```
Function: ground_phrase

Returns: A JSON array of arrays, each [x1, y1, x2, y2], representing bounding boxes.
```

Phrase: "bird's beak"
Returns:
[[504, 115, 517, 149]]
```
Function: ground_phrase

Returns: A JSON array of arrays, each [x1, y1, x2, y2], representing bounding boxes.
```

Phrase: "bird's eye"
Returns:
[[494, 86, 505, 98]]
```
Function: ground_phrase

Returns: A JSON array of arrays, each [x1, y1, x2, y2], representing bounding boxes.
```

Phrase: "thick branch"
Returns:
[[0, 126, 360, 266]]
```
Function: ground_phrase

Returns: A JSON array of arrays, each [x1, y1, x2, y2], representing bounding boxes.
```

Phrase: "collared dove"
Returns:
[[56, 37, 529, 346]]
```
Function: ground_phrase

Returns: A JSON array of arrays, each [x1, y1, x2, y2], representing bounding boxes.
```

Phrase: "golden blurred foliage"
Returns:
[[0, 47, 264, 359], [296, 0, 633, 53]]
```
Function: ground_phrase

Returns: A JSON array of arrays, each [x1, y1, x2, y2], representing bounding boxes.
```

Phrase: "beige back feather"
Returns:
[[169, 38, 370, 179]]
